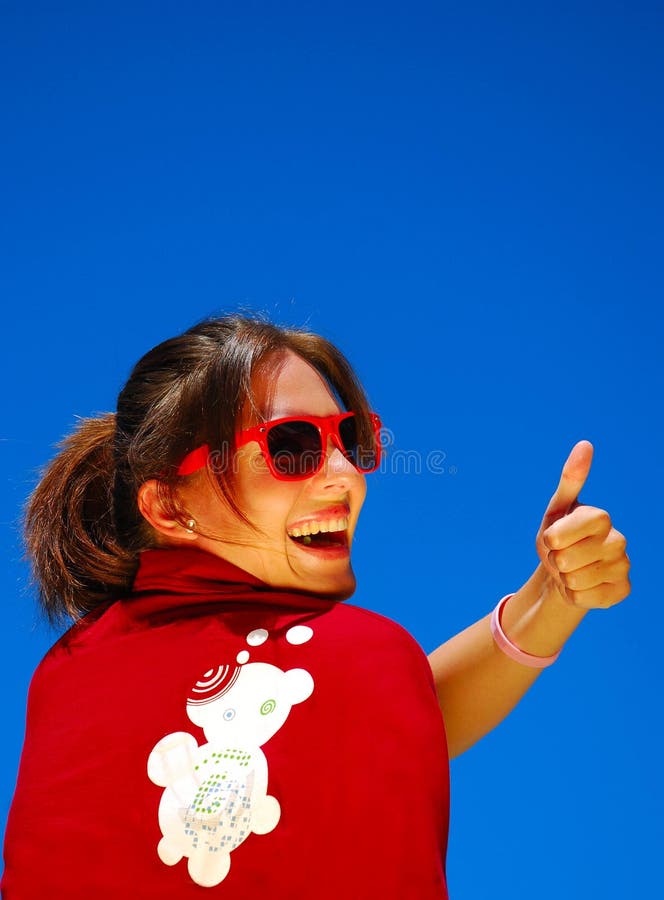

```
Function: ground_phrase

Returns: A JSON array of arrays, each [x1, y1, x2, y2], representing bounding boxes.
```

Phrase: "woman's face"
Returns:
[[180, 350, 368, 599]]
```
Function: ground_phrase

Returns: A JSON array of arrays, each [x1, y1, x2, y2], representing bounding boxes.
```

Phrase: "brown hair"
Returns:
[[24, 314, 375, 624]]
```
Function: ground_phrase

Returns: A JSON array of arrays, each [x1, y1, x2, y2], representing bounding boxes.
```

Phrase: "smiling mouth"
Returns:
[[287, 515, 349, 551]]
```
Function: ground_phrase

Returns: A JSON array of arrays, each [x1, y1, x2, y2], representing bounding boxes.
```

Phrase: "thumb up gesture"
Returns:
[[536, 441, 631, 609]]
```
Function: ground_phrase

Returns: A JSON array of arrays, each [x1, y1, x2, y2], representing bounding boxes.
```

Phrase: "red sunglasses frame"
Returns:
[[176, 412, 382, 480]]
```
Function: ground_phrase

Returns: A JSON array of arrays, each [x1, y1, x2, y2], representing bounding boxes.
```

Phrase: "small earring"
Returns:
[[185, 519, 196, 534]]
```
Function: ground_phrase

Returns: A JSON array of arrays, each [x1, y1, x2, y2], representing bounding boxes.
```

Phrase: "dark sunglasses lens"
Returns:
[[267, 421, 322, 477], [339, 415, 378, 472]]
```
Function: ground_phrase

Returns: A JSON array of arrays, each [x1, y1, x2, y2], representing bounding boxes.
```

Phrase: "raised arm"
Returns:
[[428, 441, 631, 759]]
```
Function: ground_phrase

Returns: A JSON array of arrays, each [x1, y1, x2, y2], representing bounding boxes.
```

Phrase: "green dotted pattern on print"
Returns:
[[184, 750, 254, 851], [194, 749, 251, 772]]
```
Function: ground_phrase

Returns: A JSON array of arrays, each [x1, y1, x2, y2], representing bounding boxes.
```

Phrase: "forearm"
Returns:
[[428, 564, 588, 759]]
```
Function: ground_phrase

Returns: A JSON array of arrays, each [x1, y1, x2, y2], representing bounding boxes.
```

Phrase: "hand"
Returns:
[[536, 441, 631, 610]]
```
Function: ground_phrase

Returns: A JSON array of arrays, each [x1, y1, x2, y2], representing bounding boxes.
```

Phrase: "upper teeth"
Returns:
[[288, 516, 349, 538]]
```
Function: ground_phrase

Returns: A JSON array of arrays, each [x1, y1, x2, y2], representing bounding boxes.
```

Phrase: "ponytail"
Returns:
[[24, 414, 138, 623]]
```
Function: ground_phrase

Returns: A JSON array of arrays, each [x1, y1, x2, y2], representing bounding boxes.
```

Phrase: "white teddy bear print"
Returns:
[[147, 633, 314, 888]]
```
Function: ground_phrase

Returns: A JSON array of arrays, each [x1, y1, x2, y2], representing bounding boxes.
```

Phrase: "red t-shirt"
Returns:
[[3, 548, 450, 898]]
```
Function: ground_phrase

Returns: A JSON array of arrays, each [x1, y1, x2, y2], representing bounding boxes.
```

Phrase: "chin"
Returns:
[[306, 569, 357, 601]]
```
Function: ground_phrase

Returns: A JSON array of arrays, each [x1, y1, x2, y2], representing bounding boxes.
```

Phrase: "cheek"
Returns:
[[235, 468, 300, 535], [350, 475, 367, 521]]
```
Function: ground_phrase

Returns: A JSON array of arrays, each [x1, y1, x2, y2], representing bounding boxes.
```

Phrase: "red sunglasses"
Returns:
[[177, 412, 382, 481]]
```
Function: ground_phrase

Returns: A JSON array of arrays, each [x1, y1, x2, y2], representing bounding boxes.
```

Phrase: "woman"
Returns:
[[2, 315, 630, 898]]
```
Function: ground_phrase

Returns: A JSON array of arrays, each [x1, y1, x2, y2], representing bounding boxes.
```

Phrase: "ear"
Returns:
[[137, 480, 197, 542], [282, 669, 315, 705]]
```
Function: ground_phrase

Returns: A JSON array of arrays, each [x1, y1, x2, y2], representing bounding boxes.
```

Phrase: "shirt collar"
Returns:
[[132, 547, 267, 595], [126, 547, 337, 617]]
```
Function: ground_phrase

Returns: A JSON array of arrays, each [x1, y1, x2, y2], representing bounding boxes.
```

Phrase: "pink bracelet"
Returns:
[[490, 594, 562, 669]]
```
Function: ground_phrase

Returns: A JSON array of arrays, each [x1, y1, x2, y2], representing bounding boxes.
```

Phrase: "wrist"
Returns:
[[491, 595, 562, 668], [498, 566, 587, 659]]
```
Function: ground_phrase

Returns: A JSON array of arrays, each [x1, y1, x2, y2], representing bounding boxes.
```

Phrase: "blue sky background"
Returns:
[[1, 2, 662, 896]]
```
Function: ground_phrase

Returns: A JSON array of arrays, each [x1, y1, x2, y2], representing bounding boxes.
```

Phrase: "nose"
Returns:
[[316, 437, 358, 489]]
